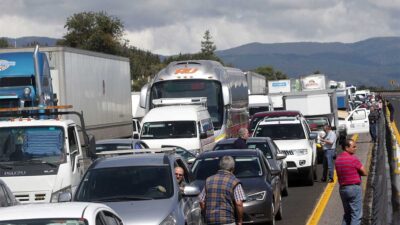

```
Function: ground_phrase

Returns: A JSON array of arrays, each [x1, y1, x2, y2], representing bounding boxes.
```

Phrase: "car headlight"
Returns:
[[246, 191, 266, 202], [51, 186, 72, 203], [295, 149, 308, 156], [159, 213, 176, 225]]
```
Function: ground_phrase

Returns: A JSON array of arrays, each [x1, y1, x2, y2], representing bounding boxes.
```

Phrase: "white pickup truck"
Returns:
[[338, 108, 370, 137]]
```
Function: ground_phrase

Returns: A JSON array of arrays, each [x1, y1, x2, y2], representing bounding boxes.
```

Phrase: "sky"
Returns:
[[1, 0, 400, 55]]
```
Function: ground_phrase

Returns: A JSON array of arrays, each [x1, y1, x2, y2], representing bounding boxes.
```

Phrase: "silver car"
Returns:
[[73, 151, 203, 225]]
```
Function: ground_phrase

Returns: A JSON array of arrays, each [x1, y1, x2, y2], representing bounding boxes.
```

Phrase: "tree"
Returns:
[[0, 38, 9, 48], [201, 30, 216, 56], [58, 11, 126, 55], [253, 66, 288, 80]]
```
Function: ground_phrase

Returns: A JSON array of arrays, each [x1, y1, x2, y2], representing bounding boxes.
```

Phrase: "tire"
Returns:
[[281, 172, 289, 197], [305, 165, 314, 186], [275, 195, 283, 220]]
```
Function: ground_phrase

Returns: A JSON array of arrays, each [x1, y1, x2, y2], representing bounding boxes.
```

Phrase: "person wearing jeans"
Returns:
[[335, 139, 367, 225], [321, 125, 337, 182]]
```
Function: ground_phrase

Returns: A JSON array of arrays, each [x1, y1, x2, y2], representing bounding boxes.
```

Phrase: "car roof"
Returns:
[[197, 149, 261, 159], [96, 138, 138, 144], [91, 153, 172, 169], [0, 202, 111, 220], [216, 137, 272, 145], [252, 110, 303, 118]]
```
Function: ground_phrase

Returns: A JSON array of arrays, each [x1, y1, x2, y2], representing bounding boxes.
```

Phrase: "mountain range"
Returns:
[[2, 36, 399, 87]]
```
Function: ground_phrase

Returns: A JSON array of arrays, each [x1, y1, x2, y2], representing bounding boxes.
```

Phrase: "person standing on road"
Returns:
[[336, 139, 368, 225], [200, 156, 245, 225], [320, 125, 337, 182], [368, 106, 379, 143], [233, 128, 249, 149], [387, 101, 395, 123]]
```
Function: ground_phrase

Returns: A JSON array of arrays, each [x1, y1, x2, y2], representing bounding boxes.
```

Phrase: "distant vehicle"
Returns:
[[192, 149, 283, 225], [0, 202, 123, 225], [0, 179, 19, 207], [253, 114, 318, 185], [338, 108, 370, 136], [245, 71, 266, 95], [249, 110, 303, 135], [213, 137, 289, 196], [248, 95, 273, 117], [72, 150, 203, 225], [140, 60, 249, 141], [96, 139, 149, 152]]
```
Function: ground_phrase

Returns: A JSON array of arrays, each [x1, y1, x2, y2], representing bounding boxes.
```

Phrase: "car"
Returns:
[[95, 138, 149, 153], [0, 202, 124, 225], [213, 137, 289, 196], [71, 149, 203, 225], [191, 149, 283, 225], [249, 110, 303, 135], [0, 178, 19, 207], [253, 114, 318, 185]]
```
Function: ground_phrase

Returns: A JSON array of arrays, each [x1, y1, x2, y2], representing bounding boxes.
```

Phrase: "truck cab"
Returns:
[[338, 108, 370, 136], [0, 107, 95, 203]]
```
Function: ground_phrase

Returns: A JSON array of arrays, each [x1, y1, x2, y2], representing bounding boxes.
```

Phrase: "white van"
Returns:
[[140, 104, 214, 154]]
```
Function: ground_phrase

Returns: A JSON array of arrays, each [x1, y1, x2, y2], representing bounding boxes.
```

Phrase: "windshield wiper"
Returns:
[[22, 159, 58, 168], [92, 195, 154, 202], [0, 164, 13, 170]]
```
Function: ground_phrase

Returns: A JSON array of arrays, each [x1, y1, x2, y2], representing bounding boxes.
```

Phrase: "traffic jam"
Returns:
[[0, 47, 376, 225]]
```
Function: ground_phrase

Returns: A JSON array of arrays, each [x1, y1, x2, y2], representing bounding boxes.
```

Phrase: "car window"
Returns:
[[175, 158, 191, 183], [75, 166, 173, 201], [247, 143, 273, 159], [254, 124, 305, 140], [192, 156, 262, 179]]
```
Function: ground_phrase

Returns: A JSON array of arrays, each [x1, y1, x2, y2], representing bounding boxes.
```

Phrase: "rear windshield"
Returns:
[[254, 124, 305, 140], [214, 143, 273, 159], [192, 156, 262, 180]]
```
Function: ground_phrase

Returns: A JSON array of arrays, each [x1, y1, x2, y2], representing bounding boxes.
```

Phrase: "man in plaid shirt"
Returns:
[[200, 156, 245, 225]]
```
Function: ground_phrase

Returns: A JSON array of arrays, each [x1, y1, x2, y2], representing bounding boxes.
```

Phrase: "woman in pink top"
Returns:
[[335, 139, 367, 225]]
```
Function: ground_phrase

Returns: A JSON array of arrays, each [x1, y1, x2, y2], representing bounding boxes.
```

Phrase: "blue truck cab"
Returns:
[[0, 51, 55, 108]]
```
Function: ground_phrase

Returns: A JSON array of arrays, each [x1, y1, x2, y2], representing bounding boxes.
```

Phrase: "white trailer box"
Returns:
[[269, 94, 284, 109], [300, 74, 328, 91], [245, 71, 266, 94], [43, 47, 132, 140], [268, 80, 291, 93]]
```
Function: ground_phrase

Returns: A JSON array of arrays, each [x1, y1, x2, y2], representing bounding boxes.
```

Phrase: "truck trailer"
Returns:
[[245, 71, 266, 94], [0, 47, 133, 140]]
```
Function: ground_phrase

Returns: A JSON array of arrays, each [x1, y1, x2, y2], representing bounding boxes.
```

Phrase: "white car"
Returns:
[[0, 202, 124, 225], [253, 115, 318, 185]]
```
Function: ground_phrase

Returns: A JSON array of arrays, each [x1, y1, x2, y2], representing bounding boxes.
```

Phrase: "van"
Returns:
[[140, 104, 214, 154]]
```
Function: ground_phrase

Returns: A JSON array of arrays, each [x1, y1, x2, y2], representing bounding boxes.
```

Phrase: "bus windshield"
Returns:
[[0, 126, 65, 164], [150, 80, 223, 129]]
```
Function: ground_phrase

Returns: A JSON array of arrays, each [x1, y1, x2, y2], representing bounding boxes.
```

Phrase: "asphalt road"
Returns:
[[276, 161, 326, 225]]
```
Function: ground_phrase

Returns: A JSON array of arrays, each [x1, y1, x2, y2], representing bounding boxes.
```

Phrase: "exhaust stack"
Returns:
[[33, 45, 43, 106]]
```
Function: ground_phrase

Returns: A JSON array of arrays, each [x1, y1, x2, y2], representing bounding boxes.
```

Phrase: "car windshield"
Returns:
[[141, 121, 197, 139], [214, 143, 273, 159], [254, 124, 305, 140], [0, 126, 65, 164], [0, 219, 86, 225], [75, 165, 173, 202], [192, 156, 262, 180], [96, 143, 132, 152]]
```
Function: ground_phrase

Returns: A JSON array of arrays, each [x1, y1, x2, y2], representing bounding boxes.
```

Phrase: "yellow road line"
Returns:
[[306, 134, 358, 225]]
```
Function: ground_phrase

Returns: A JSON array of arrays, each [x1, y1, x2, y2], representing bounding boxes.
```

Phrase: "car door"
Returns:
[[346, 109, 369, 134], [67, 125, 84, 194], [175, 158, 201, 225]]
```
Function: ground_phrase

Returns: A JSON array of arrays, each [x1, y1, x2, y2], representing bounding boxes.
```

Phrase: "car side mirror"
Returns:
[[183, 185, 200, 197], [200, 132, 208, 139], [309, 133, 318, 140], [276, 153, 286, 160], [271, 169, 281, 176], [58, 192, 72, 202], [349, 117, 353, 121], [88, 135, 97, 159], [133, 133, 139, 139]]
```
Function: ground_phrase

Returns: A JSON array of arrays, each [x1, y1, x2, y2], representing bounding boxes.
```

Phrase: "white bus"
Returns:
[[140, 60, 248, 141]]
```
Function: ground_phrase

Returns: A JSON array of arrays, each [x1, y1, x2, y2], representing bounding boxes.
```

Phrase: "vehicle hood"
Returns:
[[105, 198, 174, 225], [273, 139, 311, 150], [192, 177, 270, 196], [141, 138, 200, 151]]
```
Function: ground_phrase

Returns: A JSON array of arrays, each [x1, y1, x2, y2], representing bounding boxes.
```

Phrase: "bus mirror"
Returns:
[[140, 84, 149, 108], [88, 135, 97, 159], [222, 85, 231, 106]]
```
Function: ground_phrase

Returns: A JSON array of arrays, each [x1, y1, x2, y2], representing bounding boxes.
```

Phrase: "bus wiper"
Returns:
[[0, 164, 13, 170], [92, 195, 154, 202], [24, 159, 58, 168]]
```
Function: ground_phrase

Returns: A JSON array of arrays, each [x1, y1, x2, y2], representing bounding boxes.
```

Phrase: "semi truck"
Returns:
[[245, 71, 266, 94], [0, 46, 133, 140]]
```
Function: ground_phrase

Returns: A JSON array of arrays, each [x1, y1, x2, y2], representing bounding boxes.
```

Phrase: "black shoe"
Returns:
[[321, 178, 326, 182], [328, 178, 334, 183]]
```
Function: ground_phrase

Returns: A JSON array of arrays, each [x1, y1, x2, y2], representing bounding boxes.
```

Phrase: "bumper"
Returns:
[[287, 165, 313, 177], [242, 198, 273, 224]]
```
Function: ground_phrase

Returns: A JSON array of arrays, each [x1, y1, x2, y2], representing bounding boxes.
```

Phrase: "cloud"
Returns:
[[2, 0, 400, 55]]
